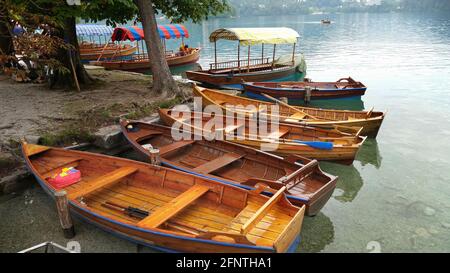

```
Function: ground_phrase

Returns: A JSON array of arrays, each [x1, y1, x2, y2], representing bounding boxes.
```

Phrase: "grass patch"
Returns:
[[40, 126, 94, 146]]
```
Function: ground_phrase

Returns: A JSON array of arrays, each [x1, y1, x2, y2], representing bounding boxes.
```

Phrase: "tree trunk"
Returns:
[[0, 20, 14, 55], [52, 17, 92, 89], [134, 0, 181, 98]]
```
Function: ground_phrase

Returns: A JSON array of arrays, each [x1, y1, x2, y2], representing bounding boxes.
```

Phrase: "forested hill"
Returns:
[[220, 0, 450, 17]]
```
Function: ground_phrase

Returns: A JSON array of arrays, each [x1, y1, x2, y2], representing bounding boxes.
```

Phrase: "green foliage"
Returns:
[[152, 0, 230, 23], [40, 126, 94, 146]]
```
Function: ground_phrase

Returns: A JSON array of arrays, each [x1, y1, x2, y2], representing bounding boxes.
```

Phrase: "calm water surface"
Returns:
[[162, 12, 450, 253]]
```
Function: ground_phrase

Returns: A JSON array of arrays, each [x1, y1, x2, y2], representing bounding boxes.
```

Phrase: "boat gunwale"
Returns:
[[20, 143, 302, 252]]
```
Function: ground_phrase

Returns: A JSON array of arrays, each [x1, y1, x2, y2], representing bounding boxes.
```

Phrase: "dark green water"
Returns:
[[163, 12, 450, 252]]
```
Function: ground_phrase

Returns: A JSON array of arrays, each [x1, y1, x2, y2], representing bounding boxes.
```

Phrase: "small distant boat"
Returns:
[[158, 109, 366, 165], [321, 19, 331, 24], [242, 77, 367, 101], [22, 142, 305, 253], [186, 27, 307, 89], [120, 120, 338, 216], [192, 85, 385, 137]]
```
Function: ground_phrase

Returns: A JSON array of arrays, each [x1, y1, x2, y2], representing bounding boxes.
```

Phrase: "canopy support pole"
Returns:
[[272, 44, 276, 70], [247, 45, 251, 72], [261, 43, 264, 63], [237, 42, 240, 73], [292, 43, 296, 65], [214, 41, 217, 70]]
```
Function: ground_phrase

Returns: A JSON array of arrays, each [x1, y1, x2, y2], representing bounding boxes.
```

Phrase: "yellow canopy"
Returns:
[[209, 27, 300, 46]]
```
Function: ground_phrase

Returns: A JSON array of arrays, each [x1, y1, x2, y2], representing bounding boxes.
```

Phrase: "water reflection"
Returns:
[[321, 162, 363, 203], [356, 138, 383, 169], [297, 212, 334, 253]]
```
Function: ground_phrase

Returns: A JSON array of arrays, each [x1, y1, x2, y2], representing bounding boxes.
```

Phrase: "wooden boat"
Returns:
[[79, 42, 137, 62], [192, 85, 385, 137], [242, 77, 367, 101], [120, 120, 337, 216], [186, 27, 307, 89], [158, 109, 366, 165], [97, 48, 200, 72], [21, 142, 305, 253]]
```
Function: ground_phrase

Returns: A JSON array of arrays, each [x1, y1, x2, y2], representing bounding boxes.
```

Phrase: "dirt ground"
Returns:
[[0, 67, 191, 175]]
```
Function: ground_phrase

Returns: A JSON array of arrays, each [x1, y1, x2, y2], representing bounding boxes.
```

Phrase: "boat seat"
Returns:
[[267, 128, 290, 139], [69, 166, 138, 200], [137, 185, 209, 228], [158, 140, 195, 155], [193, 152, 243, 174], [216, 124, 243, 134], [285, 112, 307, 121]]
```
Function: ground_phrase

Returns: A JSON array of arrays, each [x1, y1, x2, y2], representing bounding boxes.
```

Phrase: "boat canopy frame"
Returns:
[[208, 27, 300, 72]]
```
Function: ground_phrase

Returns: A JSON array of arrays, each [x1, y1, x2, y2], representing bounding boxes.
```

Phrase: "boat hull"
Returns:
[[22, 143, 305, 253], [80, 45, 137, 63], [242, 83, 366, 101], [158, 109, 366, 166], [192, 86, 385, 137], [120, 121, 338, 216], [186, 66, 304, 90], [96, 48, 200, 72]]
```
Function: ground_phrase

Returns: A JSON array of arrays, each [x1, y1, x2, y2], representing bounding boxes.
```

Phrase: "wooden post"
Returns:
[[272, 44, 276, 70], [247, 45, 251, 72], [214, 41, 217, 70], [149, 148, 161, 166], [304, 86, 311, 104], [55, 191, 75, 239]]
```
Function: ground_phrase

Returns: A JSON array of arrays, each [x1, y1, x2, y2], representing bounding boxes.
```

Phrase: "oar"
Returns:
[[290, 140, 334, 150], [261, 93, 318, 120]]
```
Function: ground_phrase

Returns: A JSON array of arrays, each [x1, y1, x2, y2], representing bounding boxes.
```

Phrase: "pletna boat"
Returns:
[[185, 27, 307, 90], [21, 142, 305, 253], [192, 84, 385, 137], [76, 24, 137, 63], [242, 77, 367, 101], [120, 120, 337, 216], [158, 109, 366, 165], [91, 25, 200, 72]]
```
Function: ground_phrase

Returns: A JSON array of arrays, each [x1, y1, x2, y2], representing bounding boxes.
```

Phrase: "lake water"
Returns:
[[161, 12, 450, 253]]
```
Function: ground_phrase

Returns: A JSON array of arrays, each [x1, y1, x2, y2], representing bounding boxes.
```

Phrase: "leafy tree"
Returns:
[[134, 0, 229, 97], [3, 0, 138, 89]]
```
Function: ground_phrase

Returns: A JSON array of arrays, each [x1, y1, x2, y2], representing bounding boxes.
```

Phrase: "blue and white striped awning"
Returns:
[[76, 24, 114, 36]]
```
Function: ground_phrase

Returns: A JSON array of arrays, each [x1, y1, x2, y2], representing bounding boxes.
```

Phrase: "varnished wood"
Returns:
[[192, 85, 385, 137], [69, 167, 138, 199], [120, 120, 338, 216], [21, 142, 306, 253], [242, 77, 367, 100], [138, 185, 209, 228], [158, 109, 365, 165]]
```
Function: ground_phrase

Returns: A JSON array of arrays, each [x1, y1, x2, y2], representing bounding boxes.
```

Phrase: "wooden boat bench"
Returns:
[[284, 112, 307, 122], [240, 186, 287, 234], [158, 140, 195, 155], [262, 128, 290, 141], [69, 166, 138, 200], [193, 152, 243, 174], [137, 185, 209, 228]]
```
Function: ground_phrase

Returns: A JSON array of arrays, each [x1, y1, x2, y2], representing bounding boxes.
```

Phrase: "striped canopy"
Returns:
[[209, 27, 299, 46], [76, 24, 114, 36], [111, 24, 189, 42]]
